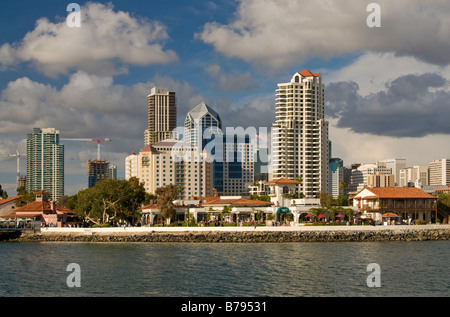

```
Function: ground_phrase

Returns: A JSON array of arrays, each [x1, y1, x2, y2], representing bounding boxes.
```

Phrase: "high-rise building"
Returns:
[[399, 165, 429, 187], [183, 102, 254, 196], [125, 152, 138, 180], [429, 159, 450, 186], [87, 160, 110, 188], [347, 162, 393, 194], [329, 158, 343, 198], [184, 101, 222, 148], [136, 140, 213, 200], [380, 158, 406, 186], [26, 128, 64, 201], [144, 87, 177, 146], [272, 69, 329, 197], [109, 164, 117, 180], [367, 172, 395, 188]]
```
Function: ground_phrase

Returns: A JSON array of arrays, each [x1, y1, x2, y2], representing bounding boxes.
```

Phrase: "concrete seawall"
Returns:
[[8, 225, 450, 243]]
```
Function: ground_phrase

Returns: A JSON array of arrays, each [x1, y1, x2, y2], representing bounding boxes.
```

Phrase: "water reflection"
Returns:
[[0, 241, 448, 297]]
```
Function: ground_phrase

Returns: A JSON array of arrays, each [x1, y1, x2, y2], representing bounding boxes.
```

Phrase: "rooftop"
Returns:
[[265, 178, 300, 185], [299, 69, 320, 77], [186, 101, 221, 122], [351, 187, 436, 200]]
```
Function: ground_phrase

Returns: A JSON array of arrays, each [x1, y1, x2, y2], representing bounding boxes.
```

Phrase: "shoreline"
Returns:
[[5, 224, 450, 243]]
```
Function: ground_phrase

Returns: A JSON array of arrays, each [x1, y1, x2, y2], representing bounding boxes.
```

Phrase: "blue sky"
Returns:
[[1, 0, 450, 197]]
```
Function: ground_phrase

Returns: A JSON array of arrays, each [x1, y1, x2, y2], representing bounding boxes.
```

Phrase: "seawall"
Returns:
[[7, 225, 450, 243]]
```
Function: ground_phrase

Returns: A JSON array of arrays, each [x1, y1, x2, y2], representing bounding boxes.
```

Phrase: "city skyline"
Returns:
[[1, 1, 450, 197]]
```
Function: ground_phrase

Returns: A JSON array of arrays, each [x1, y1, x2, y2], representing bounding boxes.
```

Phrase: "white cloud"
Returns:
[[0, 71, 150, 143], [0, 2, 178, 77], [329, 118, 450, 167], [322, 52, 450, 97], [205, 64, 259, 91], [198, 0, 450, 70]]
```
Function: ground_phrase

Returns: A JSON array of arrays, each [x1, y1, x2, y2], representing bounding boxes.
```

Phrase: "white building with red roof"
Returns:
[[272, 70, 330, 197], [350, 187, 439, 224]]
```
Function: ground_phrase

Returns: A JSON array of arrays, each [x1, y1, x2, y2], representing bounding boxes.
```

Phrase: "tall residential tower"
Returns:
[[26, 128, 64, 201], [272, 70, 329, 197], [144, 87, 177, 146]]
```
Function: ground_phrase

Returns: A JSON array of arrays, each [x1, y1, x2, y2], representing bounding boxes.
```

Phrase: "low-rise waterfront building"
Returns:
[[2, 191, 75, 227], [0, 196, 20, 217], [140, 196, 273, 226], [350, 187, 438, 224]]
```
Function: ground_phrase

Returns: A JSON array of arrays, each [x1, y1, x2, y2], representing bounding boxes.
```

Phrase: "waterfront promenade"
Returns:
[[5, 224, 445, 243], [40, 224, 450, 234]]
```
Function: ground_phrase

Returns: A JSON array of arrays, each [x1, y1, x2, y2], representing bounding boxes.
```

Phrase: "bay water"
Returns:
[[0, 241, 448, 297]]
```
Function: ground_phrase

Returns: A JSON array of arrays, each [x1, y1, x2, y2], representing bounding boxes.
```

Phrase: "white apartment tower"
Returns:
[[125, 152, 138, 180], [429, 159, 450, 186], [272, 70, 329, 197]]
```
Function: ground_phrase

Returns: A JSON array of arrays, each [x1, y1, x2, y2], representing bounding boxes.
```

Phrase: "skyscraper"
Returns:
[[144, 87, 177, 146], [87, 160, 110, 188], [184, 102, 254, 196], [26, 128, 64, 201], [272, 70, 329, 197], [184, 101, 222, 148], [429, 159, 450, 186], [329, 158, 343, 198]]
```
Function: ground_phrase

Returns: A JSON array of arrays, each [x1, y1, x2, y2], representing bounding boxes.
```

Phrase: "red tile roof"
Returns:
[[300, 69, 320, 77], [265, 178, 300, 185], [200, 198, 272, 207], [14, 201, 74, 214], [0, 195, 20, 206], [351, 187, 436, 199], [141, 203, 159, 210]]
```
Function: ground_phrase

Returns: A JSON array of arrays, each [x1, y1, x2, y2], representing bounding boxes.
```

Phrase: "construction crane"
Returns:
[[60, 138, 111, 160], [5, 149, 26, 185]]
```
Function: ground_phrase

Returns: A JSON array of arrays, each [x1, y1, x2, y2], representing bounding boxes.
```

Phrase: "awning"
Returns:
[[382, 212, 399, 217], [277, 207, 290, 214]]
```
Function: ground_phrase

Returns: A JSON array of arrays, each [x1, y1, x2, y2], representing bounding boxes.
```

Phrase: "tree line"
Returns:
[[11, 178, 179, 227]]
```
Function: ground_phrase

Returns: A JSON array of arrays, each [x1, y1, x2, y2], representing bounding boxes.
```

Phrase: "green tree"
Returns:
[[69, 177, 146, 226], [15, 189, 38, 207], [155, 184, 179, 224], [438, 193, 450, 212], [333, 194, 349, 206], [339, 181, 347, 192], [309, 207, 322, 223], [344, 208, 354, 222], [144, 192, 158, 205], [0, 185, 8, 199], [250, 194, 270, 202], [57, 195, 71, 208], [319, 191, 334, 208]]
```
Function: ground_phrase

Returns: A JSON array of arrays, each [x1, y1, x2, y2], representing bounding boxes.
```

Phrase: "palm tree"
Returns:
[[344, 208, 354, 223], [309, 207, 321, 223]]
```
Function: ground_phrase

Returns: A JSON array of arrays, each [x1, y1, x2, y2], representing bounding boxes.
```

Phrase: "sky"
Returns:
[[0, 0, 449, 197]]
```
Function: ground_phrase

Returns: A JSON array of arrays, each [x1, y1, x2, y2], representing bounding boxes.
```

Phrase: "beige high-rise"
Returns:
[[272, 70, 329, 197], [144, 87, 177, 146]]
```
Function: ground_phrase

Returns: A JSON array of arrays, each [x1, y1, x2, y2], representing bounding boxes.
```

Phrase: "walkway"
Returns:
[[41, 224, 450, 234]]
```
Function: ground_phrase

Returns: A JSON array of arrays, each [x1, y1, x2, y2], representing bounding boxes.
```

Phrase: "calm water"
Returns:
[[0, 241, 448, 297]]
